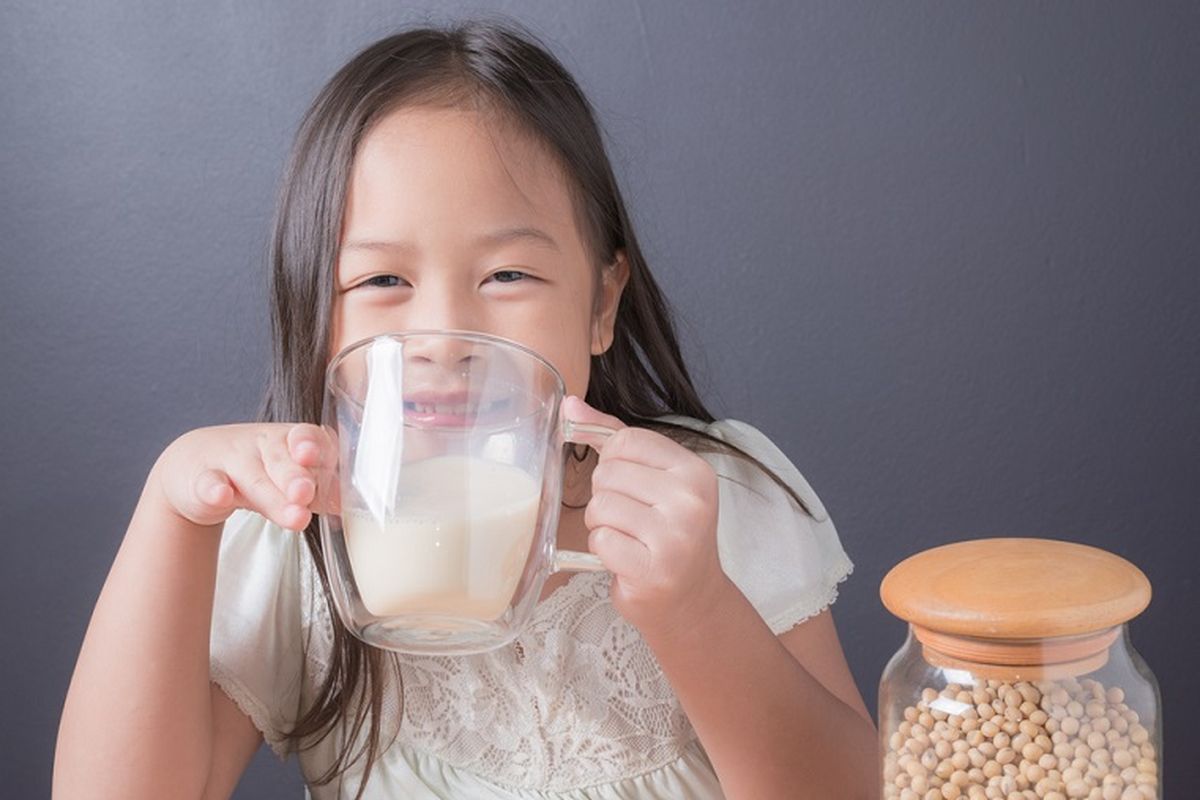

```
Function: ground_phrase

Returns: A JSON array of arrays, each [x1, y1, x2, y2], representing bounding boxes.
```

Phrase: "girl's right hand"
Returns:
[[153, 423, 339, 531]]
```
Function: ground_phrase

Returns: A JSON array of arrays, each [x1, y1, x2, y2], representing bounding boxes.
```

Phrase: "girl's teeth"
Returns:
[[412, 403, 470, 416]]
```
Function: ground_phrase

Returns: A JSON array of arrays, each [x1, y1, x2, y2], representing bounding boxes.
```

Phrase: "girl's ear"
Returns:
[[590, 250, 630, 355]]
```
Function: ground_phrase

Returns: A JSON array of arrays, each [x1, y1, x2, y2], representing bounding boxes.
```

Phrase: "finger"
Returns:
[[585, 490, 657, 544], [590, 459, 674, 507], [285, 424, 341, 514], [563, 395, 625, 430], [563, 395, 625, 452], [588, 526, 651, 580], [258, 432, 317, 508], [227, 459, 311, 531], [194, 468, 236, 513], [287, 423, 337, 469], [597, 427, 693, 473]]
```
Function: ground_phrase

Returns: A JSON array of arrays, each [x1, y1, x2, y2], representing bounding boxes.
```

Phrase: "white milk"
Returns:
[[342, 455, 541, 620]]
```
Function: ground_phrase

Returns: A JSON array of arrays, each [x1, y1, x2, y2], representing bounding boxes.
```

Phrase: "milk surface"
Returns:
[[343, 455, 541, 620]]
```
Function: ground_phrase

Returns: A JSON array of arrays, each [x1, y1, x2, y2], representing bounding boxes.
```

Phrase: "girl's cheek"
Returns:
[[332, 301, 398, 351], [559, 353, 595, 400]]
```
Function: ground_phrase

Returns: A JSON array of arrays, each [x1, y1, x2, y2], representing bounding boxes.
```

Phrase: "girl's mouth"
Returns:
[[401, 394, 514, 427]]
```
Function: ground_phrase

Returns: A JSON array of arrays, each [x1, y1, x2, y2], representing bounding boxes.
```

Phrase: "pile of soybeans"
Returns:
[[882, 676, 1158, 800]]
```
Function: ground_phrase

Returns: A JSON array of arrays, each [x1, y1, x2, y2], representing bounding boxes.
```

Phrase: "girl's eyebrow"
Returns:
[[341, 226, 560, 253]]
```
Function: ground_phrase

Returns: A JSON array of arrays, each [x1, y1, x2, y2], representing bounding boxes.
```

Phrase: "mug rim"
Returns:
[[325, 329, 568, 402]]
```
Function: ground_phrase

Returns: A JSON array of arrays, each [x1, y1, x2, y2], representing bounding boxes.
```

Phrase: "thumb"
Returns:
[[563, 395, 625, 452], [563, 395, 626, 429]]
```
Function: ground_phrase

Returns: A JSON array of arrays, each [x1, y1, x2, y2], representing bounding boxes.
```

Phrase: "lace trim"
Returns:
[[298, 538, 335, 678], [210, 657, 291, 761], [395, 569, 698, 790], [763, 555, 855, 634], [390, 736, 720, 796], [528, 567, 607, 622]]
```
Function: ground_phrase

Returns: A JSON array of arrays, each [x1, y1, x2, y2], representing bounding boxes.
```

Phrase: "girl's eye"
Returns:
[[488, 269, 529, 284], [358, 274, 408, 289]]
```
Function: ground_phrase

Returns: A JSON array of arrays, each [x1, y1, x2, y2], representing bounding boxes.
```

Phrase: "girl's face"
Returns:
[[331, 105, 627, 401]]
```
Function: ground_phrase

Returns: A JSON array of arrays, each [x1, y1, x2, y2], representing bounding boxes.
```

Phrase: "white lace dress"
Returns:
[[210, 417, 854, 799]]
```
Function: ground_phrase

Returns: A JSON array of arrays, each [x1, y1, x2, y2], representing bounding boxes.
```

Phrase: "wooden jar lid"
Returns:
[[881, 538, 1151, 639]]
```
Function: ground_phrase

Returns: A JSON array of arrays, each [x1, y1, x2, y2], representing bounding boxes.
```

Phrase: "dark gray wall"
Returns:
[[4, 2, 1197, 797]]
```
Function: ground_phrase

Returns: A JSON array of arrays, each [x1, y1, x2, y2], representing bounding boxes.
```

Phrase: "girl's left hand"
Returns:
[[563, 396, 737, 637]]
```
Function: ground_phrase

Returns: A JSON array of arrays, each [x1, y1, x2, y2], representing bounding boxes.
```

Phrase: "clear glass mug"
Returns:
[[319, 331, 614, 655]]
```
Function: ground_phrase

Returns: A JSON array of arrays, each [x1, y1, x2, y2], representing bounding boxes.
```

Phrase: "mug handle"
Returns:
[[551, 418, 616, 574]]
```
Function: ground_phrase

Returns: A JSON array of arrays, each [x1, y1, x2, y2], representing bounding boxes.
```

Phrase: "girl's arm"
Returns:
[[642, 589, 878, 799], [53, 424, 334, 800], [566, 397, 877, 799], [54, 486, 240, 799]]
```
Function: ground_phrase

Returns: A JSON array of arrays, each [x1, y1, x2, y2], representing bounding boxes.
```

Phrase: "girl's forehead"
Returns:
[[347, 106, 578, 236]]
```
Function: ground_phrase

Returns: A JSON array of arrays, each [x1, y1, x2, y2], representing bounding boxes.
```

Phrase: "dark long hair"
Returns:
[[259, 19, 816, 795]]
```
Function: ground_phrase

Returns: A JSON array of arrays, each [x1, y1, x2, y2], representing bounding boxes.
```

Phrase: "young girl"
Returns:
[[54, 21, 875, 800]]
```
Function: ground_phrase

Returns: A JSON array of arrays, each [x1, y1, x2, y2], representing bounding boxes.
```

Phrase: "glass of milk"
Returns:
[[319, 331, 614, 655]]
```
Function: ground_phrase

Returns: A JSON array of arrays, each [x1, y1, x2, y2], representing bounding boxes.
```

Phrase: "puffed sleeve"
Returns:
[[209, 509, 306, 759], [680, 418, 855, 634]]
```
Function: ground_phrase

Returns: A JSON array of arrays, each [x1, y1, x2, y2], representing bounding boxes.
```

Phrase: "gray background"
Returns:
[[3, 1, 1196, 796]]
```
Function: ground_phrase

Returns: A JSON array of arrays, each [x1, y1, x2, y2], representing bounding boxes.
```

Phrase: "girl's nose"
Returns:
[[403, 332, 481, 375]]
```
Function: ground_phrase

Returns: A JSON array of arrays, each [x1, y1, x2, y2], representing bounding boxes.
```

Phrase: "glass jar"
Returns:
[[878, 538, 1161, 800]]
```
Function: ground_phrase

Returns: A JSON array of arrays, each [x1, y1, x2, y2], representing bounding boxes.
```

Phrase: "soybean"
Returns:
[[882, 677, 1157, 799]]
